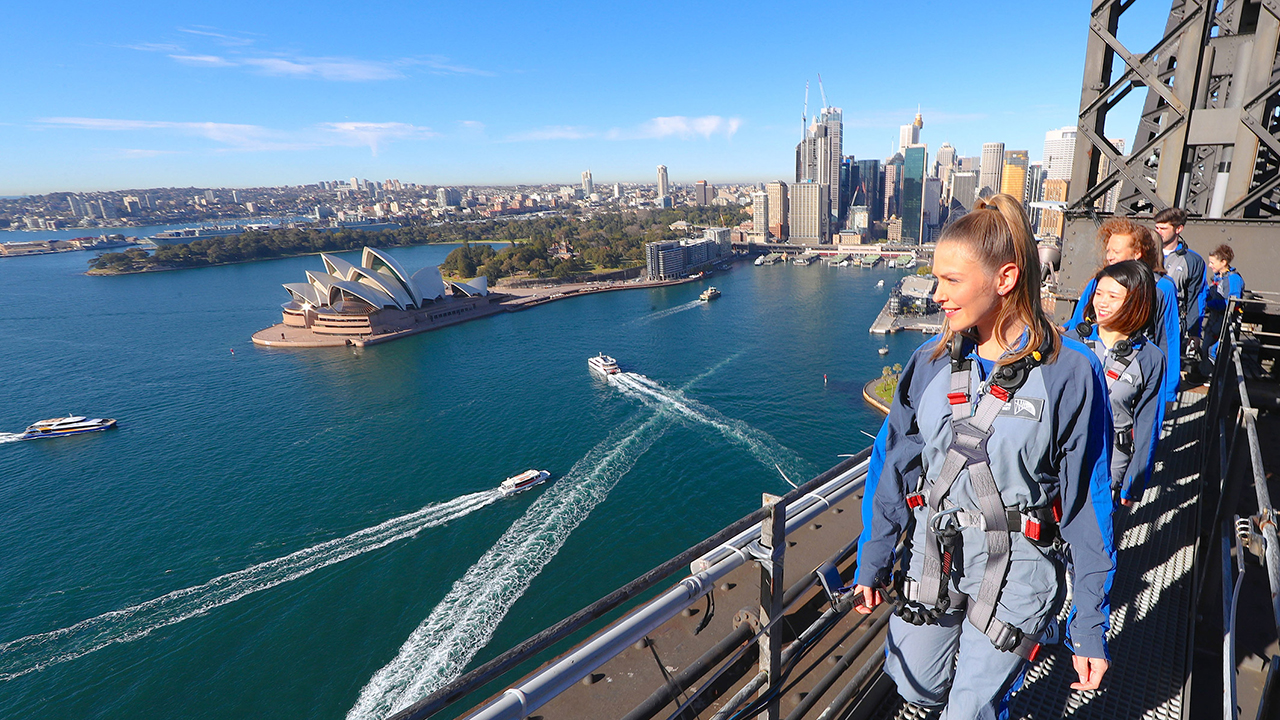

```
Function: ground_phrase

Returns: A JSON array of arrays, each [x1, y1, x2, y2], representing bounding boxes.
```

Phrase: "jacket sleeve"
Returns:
[[855, 348, 931, 587], [1158, 279, 1181, 403], [1205, 278, 1226, 313], [1056, 349, 1116, 660], [1122, 348, 1166, 503], [1189, 254, 1208, 336], [1228, 273, 1245, 300], [1064, 278, 1096, 331]]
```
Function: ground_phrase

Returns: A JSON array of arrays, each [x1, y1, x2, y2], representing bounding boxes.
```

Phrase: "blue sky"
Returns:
[[1, 1, 1170, 195]]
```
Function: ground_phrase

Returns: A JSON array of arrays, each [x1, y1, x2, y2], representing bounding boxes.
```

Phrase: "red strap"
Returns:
[[947, 392, 969, 405], [906, 492, 925, 509], [1052, 496, 1063, 522], [1023, 516, 1042, 541], [988, 384, 1010, 402], [1106, 369, 1120, 380], [1027, 643, 1042, 662]]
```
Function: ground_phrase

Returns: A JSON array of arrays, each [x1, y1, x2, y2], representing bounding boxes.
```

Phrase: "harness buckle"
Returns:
[[1023, 515, 1042, 542], [1106, 369, 1120, 381], [906, 492, 925, 509], [950, 421, 992, 465], [987, 384, 1010, 402], [930, 506, 962, 535], [947, 391, 969, 405], [1026, 643, 1042, 662]]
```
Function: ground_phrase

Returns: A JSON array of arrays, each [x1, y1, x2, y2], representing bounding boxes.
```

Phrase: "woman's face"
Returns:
[[933, 241, 1003, 334], [1093, 276, 1129, 330], [1105, 233, 1142, 266], [1208, 255, 1229, 275]]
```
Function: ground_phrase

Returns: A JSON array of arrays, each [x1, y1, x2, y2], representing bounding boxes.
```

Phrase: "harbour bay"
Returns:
[[0, 246, 914, 719]]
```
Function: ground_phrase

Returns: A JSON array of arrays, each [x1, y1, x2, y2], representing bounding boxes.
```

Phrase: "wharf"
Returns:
[[869, 301, 944, 335]]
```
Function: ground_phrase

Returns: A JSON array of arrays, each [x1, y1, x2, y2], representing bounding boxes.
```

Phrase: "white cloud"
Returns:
[[177, 27, 256, 47], [504, 126, 596, 142], [169, 54, 235, 67], [603, 115, 742, 141], [38, 116, 436, 156], [459, 120, 485, 131], [240, 56, 405, 82]]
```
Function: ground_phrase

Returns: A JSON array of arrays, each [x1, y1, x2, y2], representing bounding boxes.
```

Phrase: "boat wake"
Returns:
[[631, 299, 702, 324], [0, 433, 24, 444], [611, 372, 813, 481], [346, 411, 677, 720], [0, 490, 502, 681]]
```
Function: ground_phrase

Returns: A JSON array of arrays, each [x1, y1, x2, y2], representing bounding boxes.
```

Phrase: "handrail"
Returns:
[[388, 448, 872, 720]]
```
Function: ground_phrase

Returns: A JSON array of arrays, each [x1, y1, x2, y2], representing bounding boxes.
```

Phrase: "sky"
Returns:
[[0, 1, 1173, 195]]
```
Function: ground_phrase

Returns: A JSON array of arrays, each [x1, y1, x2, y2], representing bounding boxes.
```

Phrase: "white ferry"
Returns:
[[588, 353, 620, 376], [499, 469, 551, 497], [21, 416, 117, 440], [699, 287, 721, 302]]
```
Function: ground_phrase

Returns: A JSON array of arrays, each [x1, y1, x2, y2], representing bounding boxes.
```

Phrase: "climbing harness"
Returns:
[[895, 334, 1060, 661]]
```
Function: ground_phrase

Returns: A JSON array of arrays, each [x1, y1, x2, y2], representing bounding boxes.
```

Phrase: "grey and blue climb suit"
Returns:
[[1067, 274, 1180, 403], [1204, 268, 1245, 363], [1164, 239, 1207, 339], [856, 335, 1115, 718], [1077, 328, 1165, 504]]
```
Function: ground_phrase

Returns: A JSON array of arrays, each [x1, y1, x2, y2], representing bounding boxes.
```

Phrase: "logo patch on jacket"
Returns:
[[999, 397, 1044, 420]]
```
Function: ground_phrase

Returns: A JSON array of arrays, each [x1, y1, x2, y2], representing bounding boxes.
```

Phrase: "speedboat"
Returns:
[[878, 347, 890, 355], [499, 469, 551, 497], [876, 280, 885, 288], [699, 287, 721, 302], [21, 415, 117, 440], [754, 256, 765, 266], [588, 353, 620, 376]]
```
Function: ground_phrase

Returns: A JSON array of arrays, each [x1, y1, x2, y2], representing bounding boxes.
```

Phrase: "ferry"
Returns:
[[588, 353, 620, 376], [498, 469, 551, 497], [699, 286, 721, 302], [20, 415, 117, 440]]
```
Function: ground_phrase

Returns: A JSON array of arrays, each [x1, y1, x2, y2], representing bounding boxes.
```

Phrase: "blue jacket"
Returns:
[[1076, 328, 1165, 502], [856, 334, 1115, 659], [1067, 275, 1180, 403], [1206, 269, 1245, 313]]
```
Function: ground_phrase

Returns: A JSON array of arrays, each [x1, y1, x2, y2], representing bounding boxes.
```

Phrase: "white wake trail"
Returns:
[[630, 299, 703, 324], [0, 433, 25, 444], [610, 372, 813, 481], [346, 411, 677, 720], [0, 490, 502, 681]]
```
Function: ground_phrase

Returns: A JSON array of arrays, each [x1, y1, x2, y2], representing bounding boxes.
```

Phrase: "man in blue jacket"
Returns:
[[1154, 207, 1206, 364]]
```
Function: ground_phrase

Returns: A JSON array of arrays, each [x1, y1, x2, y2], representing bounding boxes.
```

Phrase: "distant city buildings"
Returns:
[[766, 181, 789, 240], [657, 165, 669, 199], [788, 182, 830, 244], [1042, 127, 1077, 181], [695, 180, 711, 206], [581, 170, 593, 196], [979, 142, 1005, 198], [900, 145, 927, 244], [898, 111, 923, 155], [1001, 150, 1029, 204]]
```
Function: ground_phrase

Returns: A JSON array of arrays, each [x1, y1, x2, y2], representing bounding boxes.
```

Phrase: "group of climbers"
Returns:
[[852, 197, 1246, 717]]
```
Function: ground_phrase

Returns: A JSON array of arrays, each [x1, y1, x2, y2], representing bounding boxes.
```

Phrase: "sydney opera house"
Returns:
[[273, 247, 492, 339]]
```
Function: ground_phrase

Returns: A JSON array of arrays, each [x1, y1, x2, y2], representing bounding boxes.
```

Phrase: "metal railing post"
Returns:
[[759, 493, 786, 720]]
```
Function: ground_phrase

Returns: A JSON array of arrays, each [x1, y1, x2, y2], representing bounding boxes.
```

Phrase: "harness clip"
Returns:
[[906, 492, 925, 509], [947, 391, 969, 405], [987, 384, 1010, 402], [1023, 516, 1042, 542]]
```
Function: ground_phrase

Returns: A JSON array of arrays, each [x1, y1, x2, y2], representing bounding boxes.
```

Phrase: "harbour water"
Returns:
[[0, 246, 917, 719]]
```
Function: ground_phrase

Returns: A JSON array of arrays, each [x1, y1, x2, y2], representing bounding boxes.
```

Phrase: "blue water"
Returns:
[[0, 248, 917, 719]]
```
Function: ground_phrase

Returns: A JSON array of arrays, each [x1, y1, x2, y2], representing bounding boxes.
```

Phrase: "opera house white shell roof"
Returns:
[[282, 247, 477, 312]]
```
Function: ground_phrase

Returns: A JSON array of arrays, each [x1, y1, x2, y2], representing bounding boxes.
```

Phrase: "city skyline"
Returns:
[[3, 1, 1172, 196]]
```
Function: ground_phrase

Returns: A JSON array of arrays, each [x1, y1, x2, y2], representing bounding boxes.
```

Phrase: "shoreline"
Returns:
[[84, 240, 489, 276], [251, 262, 736, 349], [862, 376, 895, 414]]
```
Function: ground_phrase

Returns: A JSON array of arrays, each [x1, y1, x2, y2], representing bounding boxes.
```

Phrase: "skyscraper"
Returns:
[[951, 171, 979, 211], [898, 110, 923, 155], [788, 182, 830, 244], [1026, 163, 1046, 227], [980, 143, 1005, 197], [1097, 138, 1126, 212], [694, 180, 710, 206], [582, 170, 594, 196], [934, 142, 956, 181], [1042, 127, 1078, 181], [1001, 150, 1029, 205], [796, 105, 842, 220], [1039, 179, 1069, 238], [751, 191, 768, 237], [883, 154, 903, 220], [657, 165, 669, 199], [855, 159, 882, 223], [766, 181, 789, 240], [901, 145, 927, 244], [839, 156, 855, 230]]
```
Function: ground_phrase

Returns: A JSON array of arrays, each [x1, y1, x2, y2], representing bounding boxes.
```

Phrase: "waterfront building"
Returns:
[[856, 159, 881, 223], [901, 144, 927, 244], [582, 170, 594, 196], [1038, 178, 1069, 238], [979, 142, 1005, 196], [766, 181, 789, 240], [646, 241, 685, 280], [657, 165, 670, 199], [644, 237, 724, 279], [277, 247, 489, 337], [1043, 126, 1077, 181], [788, 182, 830, 244], [1001, 150, 1029, 206], [849, 205, 870, 233], [951, 171, 979, 211], [751, 191, 768, 238]]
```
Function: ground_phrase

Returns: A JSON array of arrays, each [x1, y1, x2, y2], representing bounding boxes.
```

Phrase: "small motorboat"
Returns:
[[699, 287, 721, 302], [876, 280, 885, 288], [499, 469, 551, 497], [878, 347, 890, 355], [20, 416, 117, 440], [588, 353, 620, 376]]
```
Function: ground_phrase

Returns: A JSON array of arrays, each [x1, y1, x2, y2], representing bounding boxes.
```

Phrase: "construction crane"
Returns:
[[817, 73, 828, 109]]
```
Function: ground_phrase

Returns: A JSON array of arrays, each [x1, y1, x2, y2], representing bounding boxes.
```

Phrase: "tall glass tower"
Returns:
[[902, 145, 928, 244]]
